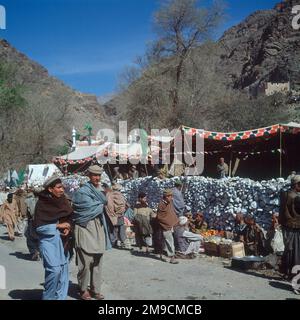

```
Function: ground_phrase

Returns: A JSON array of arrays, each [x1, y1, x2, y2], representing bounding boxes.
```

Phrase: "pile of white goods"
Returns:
[[61, 171, 111, 197], [118, 176, 290, 231]]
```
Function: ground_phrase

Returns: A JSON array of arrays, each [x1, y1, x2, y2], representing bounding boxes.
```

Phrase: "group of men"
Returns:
[[32, 165, 112, 300], [1, 164, 300, 298]]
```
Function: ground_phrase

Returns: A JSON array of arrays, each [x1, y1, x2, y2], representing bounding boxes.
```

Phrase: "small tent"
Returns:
[[26, 164, 60, 186]]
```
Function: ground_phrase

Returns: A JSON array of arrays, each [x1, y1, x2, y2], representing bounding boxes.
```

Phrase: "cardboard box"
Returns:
[[204, 242, 219, 256], [219, 242, 245, 259], [231, 242, 245, 258]]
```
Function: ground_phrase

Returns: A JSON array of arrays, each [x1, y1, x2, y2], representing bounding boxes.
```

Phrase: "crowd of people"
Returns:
[[0, 166, 300, 299]]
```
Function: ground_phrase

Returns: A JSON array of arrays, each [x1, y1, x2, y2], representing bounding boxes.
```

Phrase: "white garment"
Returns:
[[16, 219, 26, 236], [182, 230, 203, 255], [0, 192, 7, 206], [183, 230, 203, 241], [271, 228, 285, 253]]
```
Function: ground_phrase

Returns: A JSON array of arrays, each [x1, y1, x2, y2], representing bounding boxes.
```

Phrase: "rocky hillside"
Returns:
[[105, 0, 300, 127], [217, 0, 300, 94], [0, 39, 113, 134]]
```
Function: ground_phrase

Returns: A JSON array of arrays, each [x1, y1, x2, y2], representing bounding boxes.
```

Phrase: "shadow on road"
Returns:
[[224, 266, 282, 281], [269, 280, 293, 292], [9, 251, 33, 261], [68, 281, 81, 300], [8, 289, 43, 300], [130, 250, 164, 262], [8, 282, 86, 300]]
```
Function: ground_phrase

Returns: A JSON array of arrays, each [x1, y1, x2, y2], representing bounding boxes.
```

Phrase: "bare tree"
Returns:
[[119, 0, 226, 131], [150, 0, 226, 126], [22, 87, 72, 163]]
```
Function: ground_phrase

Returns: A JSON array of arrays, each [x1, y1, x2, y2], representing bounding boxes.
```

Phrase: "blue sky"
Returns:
[[0, 0, 279, 96]]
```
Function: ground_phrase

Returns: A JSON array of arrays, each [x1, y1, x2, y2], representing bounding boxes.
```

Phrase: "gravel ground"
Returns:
[[0, 224, 298, 300]]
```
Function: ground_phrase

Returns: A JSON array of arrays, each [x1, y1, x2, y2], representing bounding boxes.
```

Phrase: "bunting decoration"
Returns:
[[182, 124, 286, 141], [53, 156, 95, 166], [195, 149, 283, 156]]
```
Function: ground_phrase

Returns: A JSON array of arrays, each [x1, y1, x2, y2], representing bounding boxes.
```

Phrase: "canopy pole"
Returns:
[[229, 152, 233, 178], [107, 163, 113, 182], [280, 128, 282, 178], [144, 164, 149, 176]]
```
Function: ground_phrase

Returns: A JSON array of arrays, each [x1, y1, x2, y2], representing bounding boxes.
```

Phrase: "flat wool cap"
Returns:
[[163, 189, 173, 196], [87, 165, 103, 175], [292, 175, 300, 185], [43, 175, 62, 189]]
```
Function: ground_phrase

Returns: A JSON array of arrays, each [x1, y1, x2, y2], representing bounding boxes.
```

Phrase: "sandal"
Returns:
[[169, 258, 179, 264], [159, 255, 167, 262], [80, 290, 92, 300], [94, 293, 105, 300]]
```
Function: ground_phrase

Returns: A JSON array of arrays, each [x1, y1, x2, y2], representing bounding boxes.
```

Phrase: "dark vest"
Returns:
[[279, 190, 300, 229]]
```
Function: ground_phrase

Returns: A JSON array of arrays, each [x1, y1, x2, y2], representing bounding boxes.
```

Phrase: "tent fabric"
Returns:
[[54, 144, 110, 165], [26, 164, 60, 186], [53, 142, 158, 166], [59, 146, 100, 160]]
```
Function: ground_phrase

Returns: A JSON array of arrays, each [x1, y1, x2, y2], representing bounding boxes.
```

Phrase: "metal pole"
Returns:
[[229, 152, 233, 178]]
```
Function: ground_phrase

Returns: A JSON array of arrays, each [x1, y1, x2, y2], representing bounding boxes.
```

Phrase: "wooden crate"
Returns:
[[204, 242, 219, 256], [219, 243, 232, 259]]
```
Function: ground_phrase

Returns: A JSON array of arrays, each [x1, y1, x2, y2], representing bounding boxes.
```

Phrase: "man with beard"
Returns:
[[72, 165, 111, 300]]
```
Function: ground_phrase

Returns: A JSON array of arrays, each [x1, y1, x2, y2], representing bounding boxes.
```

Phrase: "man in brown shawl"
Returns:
[[156, 189, 179, 264], [34, 176, 73, 300]]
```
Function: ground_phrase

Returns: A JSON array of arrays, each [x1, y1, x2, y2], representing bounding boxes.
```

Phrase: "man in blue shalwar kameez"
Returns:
[[34, 176, 73, 300]]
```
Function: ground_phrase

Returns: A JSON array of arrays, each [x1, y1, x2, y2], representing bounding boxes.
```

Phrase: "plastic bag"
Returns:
[[271, 229, 285, 253]]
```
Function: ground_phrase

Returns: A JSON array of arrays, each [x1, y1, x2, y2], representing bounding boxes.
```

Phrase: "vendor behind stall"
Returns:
[[191, 212, 208, 234], [241, 215, 266, 256]]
